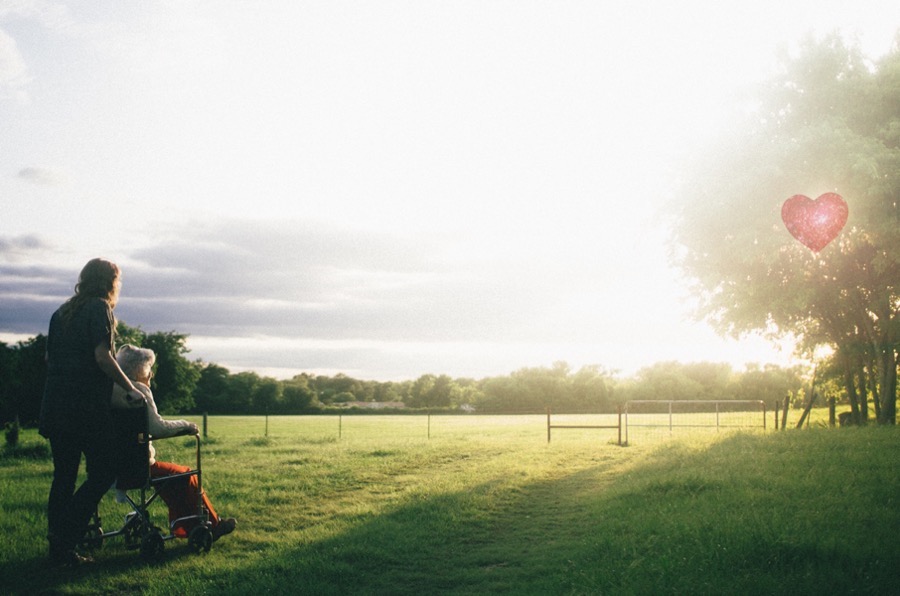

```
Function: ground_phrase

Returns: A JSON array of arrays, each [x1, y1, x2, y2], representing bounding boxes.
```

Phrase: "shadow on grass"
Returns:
[[1, 537, 202, 595], [220, 431, 898, 595], [0, 441, 51, 461]]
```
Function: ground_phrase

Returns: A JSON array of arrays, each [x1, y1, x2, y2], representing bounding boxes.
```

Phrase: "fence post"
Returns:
[[796, 391, 816, 429], [546, 408, 551, 443], [828, 396, 836, 427], [781, 395, 789, 430], [617, 406, 622, 446], [203, 412, 208, 438], [668, 401, 673, 434]]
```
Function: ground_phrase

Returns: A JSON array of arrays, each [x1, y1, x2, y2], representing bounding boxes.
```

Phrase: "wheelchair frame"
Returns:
[[81, 405, 214, 559]]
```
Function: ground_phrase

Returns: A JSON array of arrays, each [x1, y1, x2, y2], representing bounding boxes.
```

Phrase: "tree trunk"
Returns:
[[867, 358, 881, 421], [873, 295, 897, 425], [877, 346, 897, 425], [856, 366, 869, 423], [844, 368, 861, 425]]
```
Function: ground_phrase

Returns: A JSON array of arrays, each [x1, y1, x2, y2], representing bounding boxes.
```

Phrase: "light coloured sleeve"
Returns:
[[138, 383, 194, 439]]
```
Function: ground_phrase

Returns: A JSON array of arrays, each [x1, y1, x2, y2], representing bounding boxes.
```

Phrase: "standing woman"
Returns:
[[39, 258, 145, 566]]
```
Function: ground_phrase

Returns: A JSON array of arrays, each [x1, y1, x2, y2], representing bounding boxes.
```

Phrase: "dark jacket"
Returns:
[[39, 297, 115, 439]]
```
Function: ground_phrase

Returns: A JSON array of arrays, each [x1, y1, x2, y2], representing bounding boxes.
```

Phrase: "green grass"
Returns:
[[1, 410, 897, 595]]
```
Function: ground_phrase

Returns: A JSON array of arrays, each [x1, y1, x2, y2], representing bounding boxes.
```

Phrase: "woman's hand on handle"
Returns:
[[126, 389, 146, 404]]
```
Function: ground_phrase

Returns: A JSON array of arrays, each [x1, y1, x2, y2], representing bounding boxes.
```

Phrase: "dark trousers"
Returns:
[[48, 432, 117, 550]]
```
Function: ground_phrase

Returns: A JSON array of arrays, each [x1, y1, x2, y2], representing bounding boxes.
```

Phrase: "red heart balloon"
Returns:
[[781, 193, 848, 252]]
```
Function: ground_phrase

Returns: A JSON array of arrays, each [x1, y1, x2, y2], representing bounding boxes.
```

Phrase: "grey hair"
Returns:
[[116, 344, 156, 381]]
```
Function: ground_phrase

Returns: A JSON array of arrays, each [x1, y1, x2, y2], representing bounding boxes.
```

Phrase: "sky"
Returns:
[[1, 1, 898, 381]]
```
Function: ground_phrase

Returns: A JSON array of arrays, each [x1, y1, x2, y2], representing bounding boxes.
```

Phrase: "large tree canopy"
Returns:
[[670, 34, 900, 423]]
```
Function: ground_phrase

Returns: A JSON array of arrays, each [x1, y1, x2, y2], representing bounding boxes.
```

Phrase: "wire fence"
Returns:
[[197, 401, 771, 446], [624, 400, 767, 443], [202, 413, 556, 443]]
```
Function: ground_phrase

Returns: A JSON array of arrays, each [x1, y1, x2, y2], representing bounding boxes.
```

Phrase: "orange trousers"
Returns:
[[150, 460, 220, 537]]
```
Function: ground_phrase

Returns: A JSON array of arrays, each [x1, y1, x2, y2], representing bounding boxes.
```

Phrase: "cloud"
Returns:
[[0, 27, 28, 97], [17, 166, 65, 185], [0, 216, 648, 355], [0, 249, 72, 333], [0, 234, 47, 253], [0, 294, 61, 333], [1, 1, 110, 102], [0, 0, 77, 34], [111, 218, 565, 344]]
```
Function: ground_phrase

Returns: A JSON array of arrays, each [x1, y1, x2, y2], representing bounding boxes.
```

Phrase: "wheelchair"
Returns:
[[80, 404, 214, 560]]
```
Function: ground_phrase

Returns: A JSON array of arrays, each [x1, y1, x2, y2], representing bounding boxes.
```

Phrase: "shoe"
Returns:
[[49, 548, 94, 567], [211, 517, 236, 542]]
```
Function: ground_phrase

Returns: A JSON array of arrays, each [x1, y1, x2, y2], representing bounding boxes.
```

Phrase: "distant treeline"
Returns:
[[2, 322, 814, 425]]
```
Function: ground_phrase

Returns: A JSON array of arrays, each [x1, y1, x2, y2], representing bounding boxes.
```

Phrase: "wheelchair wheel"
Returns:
[[123, 514, 142, 547], [140, 531, 164, 560], [80, 524, 104, 552], [188, 525, 213, 554]]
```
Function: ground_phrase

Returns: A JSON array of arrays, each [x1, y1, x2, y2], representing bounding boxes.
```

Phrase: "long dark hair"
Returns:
[[58, 258, 121, 324]]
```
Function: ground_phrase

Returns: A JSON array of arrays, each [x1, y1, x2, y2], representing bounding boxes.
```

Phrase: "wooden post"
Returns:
[[547, 408, 551, 443], [796, 364, 818, 429], [774, 401, 779, 430], [203, 412, 208, 438], [617, 406, 622, 446], [828, 396, 836, 427], [781, 395, 789, 430], [669, 401, 674, 434], [796, 391, 817, 429]]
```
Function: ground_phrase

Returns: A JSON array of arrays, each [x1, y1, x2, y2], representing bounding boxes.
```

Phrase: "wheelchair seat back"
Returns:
[[112, 403, 150, 491]]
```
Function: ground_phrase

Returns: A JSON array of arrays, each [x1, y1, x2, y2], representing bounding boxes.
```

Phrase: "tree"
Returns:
[[427, 374, 455, 408], [478, 375, 520, 412], [332, 391, 355, 404], [407, 374, 436, 408], [253, 377, 283, 412], [477, 361, 613, 413], [523, 361, 570, 411], [142, 331, 201, 414], [0, 342, 13, 424], [311, 373, 360, 405], [570, 365, 615, 411], [452, 378, 483, 409], [11, 335, 47, 425], [115, 321, 146, 348], [625, 361, 709, 402], [194, 363, 232, 413], [0, 336, 47, 426], [223, 371, 260, 413], [283, 375, 317, 412], [670, 34, 899, 424], [731, 363, 806, 405], [372, 381, 402, 403]]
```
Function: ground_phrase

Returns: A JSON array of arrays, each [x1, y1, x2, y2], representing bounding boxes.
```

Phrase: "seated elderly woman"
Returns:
[[112, 344, 236, 542]]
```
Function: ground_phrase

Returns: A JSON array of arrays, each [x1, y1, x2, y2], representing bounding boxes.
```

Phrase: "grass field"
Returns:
[[1, 409, 897, 595]]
